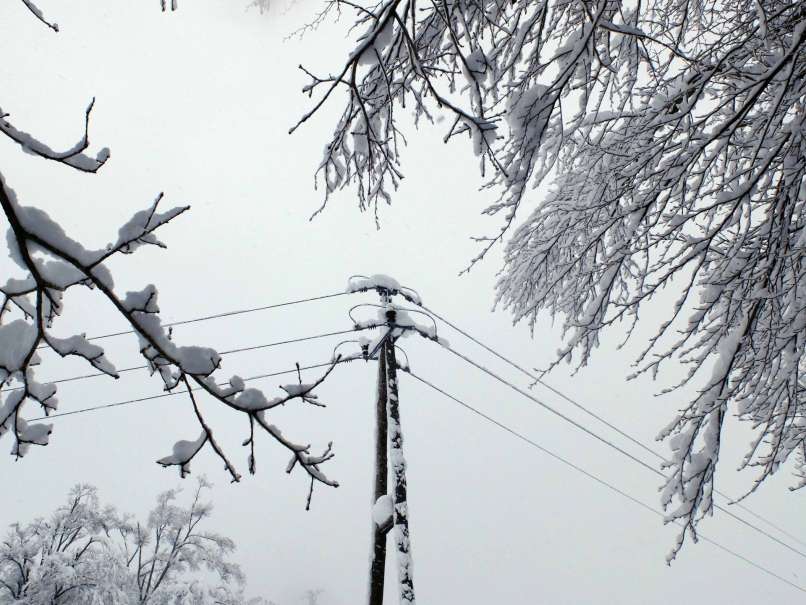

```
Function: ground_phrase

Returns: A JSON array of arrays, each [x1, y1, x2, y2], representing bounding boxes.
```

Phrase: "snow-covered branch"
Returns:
[[0, 98, 109, 173], [19, 0, 59, 32], [303, 0, 806, 551], [0, 173, 341, 495], [0, 6, 341, 501]]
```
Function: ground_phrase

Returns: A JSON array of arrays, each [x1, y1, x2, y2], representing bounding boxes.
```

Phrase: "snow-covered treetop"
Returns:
[[0, 479, 261, 604]]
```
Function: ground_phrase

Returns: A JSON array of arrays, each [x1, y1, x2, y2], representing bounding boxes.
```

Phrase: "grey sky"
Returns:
[[2, 2, 805, 603]]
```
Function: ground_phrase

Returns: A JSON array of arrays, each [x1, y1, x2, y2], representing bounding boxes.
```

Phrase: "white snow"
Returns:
[[506, 84, 550, 137], [0, 320, 38, 381], [372, 494, 393, 527], [0, 390, 25, 428], [356, 13, 395, 66], [47, 334, 118, 377], [346, 274, 422, 304], [111, 204, 188, 254], [174, 346, 221, 376], [15, 205, 103, 267], [0, 112, 108, 173], [230, 388, 271, 411], [280, 383, 316, 397], [347, 273, 402, 293], [157, 431, 206, 476]]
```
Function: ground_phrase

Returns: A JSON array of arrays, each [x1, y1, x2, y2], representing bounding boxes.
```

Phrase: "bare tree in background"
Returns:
[[295, 0, 806, 557], [301, 589, 324, 605], [0, 1, 338, 502], [0, 480, 259, 605], [119, 478, 245, 605], [247, 0, 273, 14]]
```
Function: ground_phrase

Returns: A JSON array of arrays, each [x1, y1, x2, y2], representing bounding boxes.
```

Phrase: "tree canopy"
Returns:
[[0, 480, 255, 605], [297, 0, 806, 553]]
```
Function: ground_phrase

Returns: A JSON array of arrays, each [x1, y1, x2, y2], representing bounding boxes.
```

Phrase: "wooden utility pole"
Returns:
[[365, 291, 417, 605], [383, 305, 416, 604], [368, 340, 389, 605]]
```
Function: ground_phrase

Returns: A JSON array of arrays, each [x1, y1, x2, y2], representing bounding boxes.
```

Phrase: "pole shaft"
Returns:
[[368, 347, 389, 605], [384, 328, 416, 604]]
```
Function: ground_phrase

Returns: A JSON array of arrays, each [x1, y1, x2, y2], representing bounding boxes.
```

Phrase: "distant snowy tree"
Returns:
[[0, 1, 338, 501], [0, 485, 129, 604], [301, 589, 323, 605], [246, 0, 272, 14], [295, 0, 806, 555], [116, 478, 247, 605], [0, 480, 263, 605]]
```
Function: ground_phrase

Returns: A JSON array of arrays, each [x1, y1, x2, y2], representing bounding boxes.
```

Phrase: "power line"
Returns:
[[29, 358, 356, 421], [14, 287, 804, 591], [419, 303, 666, 461], [430, 338, 806, 562], [4, 327, 364, 393], [418, 303, 806, 550], [439, 339, 663, 472], [23, 290, 802, 559], [406, 370, 806, 596], [36, 291, 351, 349]]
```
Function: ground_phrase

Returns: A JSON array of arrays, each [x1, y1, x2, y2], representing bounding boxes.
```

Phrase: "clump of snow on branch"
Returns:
[[157, 431, 207, 478]]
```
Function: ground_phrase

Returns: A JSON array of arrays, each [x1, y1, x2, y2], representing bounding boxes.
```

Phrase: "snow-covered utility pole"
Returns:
[[349, 276, 424, 604], [368, 294, 390, 605], [382, 304, 416, 604]]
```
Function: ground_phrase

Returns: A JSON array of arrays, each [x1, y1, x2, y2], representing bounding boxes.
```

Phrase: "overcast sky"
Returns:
[[2, 2, 806, 604]]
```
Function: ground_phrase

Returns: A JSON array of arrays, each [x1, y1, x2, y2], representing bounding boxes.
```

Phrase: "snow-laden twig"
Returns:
[[0, 99, 109, 173], [0, 174, 340, 500], [19, 0, 59, 31]]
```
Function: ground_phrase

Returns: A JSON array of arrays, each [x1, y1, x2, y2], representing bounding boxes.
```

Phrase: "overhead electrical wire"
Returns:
[[417, 303, 806, 551], [17, 329, 806, 595], [32, 305, 804, 565], [36, 290, 352, 348], [427, 338, 806, 562], [418, 302, 666, 460], [28, 358, 358, 421], [3, 327, 365, 393], [27, 349, 805, 595], [406, 370, 806, 596], [8, 286, 804, 569]]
